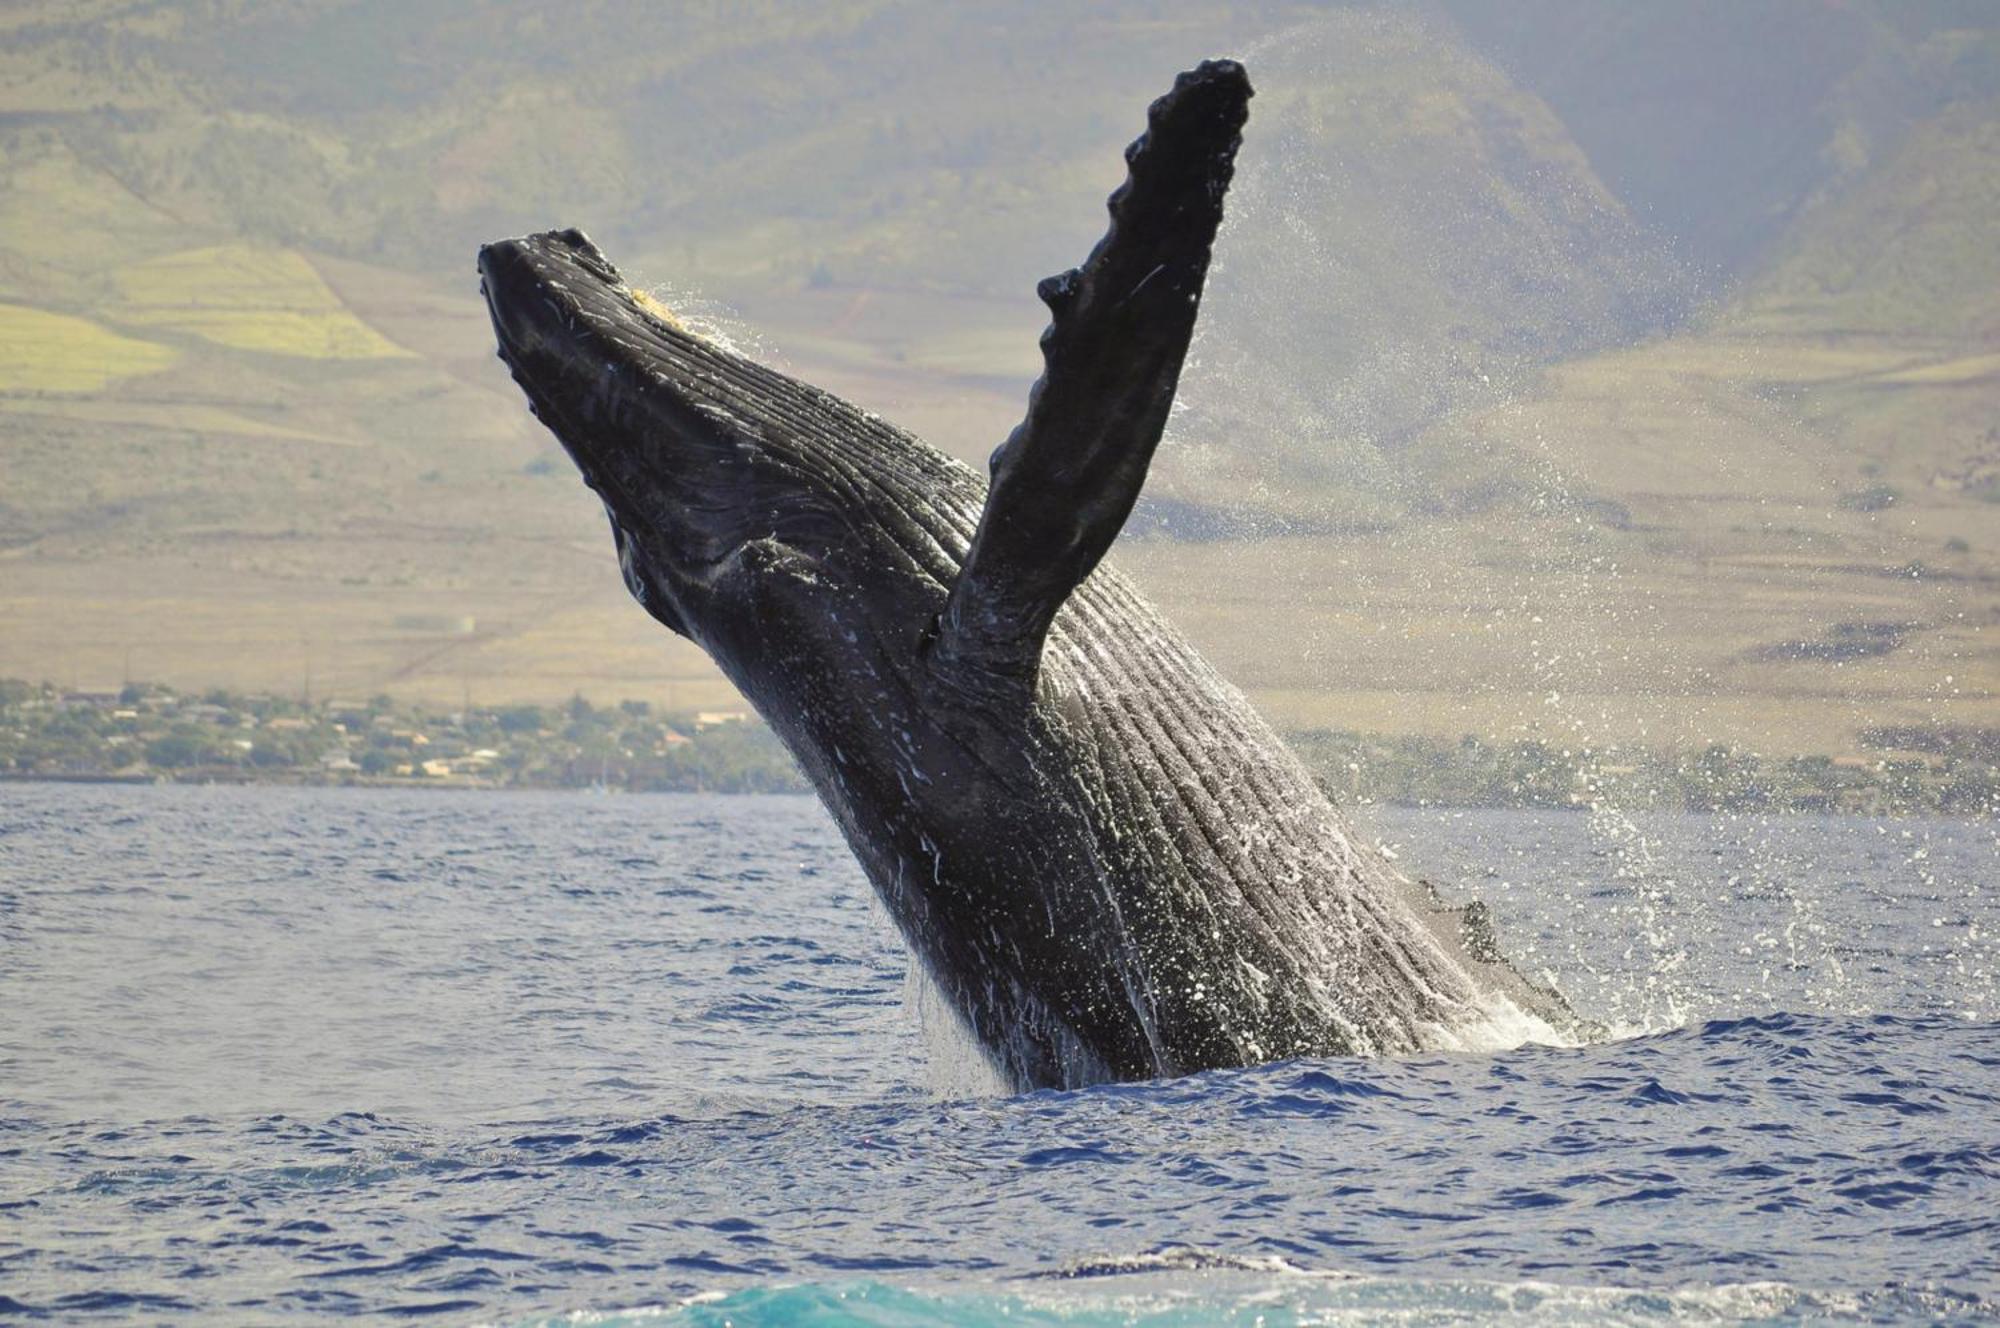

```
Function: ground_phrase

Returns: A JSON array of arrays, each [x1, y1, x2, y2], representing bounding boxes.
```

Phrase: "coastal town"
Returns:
[[4, 679, 1993, 814], [0, 679, 806, 794]]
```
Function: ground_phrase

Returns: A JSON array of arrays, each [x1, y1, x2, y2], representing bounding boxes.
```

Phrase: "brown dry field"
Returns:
[[3, 264, 1995, 755]]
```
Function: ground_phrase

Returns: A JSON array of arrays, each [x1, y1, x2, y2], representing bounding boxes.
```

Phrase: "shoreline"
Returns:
[[6, 680, 1996, 817], [5, 771, 1996, 820]]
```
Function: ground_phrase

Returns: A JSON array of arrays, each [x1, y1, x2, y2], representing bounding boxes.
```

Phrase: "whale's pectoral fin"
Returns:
[[931, 60, 1251, 695]]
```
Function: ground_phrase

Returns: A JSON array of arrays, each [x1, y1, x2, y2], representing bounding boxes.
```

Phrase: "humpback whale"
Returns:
[[480, 60, 1578, 1089]]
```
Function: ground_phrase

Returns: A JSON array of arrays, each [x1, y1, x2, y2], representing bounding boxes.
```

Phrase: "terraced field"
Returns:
[[0, 303, 177, 391], [112, 245, 414, 360]]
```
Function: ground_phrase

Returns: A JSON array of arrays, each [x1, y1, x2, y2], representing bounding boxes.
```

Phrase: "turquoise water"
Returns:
[[532, 1275, 1960, 1326], [2, 785, 1996, 1323]]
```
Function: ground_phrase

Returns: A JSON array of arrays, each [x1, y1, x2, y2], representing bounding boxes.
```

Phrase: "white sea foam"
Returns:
[[1421, 993, 1579, 1054]]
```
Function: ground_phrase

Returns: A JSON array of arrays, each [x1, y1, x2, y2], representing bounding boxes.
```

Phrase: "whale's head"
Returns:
[[478, 228, 980, 731]]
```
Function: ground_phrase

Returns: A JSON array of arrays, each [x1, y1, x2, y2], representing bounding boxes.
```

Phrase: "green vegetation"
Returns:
[[0, 303, 178, 391], [5, 680, 1994, 815], [111, 245, 412, 360], [1837, 484, 1902, 512], [1290, 729, 2000, 818], [1739, 99, 2000, 343], [0, 681, 807, 794]]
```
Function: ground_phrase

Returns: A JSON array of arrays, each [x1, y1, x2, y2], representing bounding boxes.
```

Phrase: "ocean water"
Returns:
[[1, 784, 1996, 1324]]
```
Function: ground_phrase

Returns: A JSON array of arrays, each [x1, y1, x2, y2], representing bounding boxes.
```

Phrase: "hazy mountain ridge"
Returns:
[[1438, 0, 2000, 285], [1161, 11, 1692, 527], [0, 3, 1690, 529], [1739, 95, 2000, 344]]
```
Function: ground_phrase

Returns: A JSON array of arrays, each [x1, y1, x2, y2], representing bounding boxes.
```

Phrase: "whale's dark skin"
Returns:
[[480, 61, 1578, 1089]]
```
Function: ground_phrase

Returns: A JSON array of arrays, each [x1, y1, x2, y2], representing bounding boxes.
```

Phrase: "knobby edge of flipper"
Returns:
[[928, 59, 1252, 702]]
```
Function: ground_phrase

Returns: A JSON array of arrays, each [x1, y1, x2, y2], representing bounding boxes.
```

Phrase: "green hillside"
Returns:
[[1440, 0, 2000, 283], [1739, 98, 2000, 344], [1156, 12, 1688, 528]]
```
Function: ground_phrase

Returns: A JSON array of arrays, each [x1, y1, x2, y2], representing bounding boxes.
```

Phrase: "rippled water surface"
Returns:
[[2, 784, 1996, 1323]]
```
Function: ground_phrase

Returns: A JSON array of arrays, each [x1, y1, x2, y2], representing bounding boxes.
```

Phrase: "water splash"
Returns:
[[519, 1271, 1935, 1328], [634, 283, 775, 366], [1146, 12, 1998, 1037]]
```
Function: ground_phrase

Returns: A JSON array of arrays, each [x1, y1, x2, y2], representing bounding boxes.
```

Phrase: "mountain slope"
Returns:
[[0, 1, 1993, 753]]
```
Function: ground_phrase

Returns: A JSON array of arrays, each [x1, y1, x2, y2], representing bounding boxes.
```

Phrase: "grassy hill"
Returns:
[[1440, 0, 2000, 283], [0, 1, 1994, 760]]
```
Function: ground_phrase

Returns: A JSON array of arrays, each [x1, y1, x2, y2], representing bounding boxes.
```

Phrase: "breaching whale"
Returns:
[[479, 60, 1578, 1090]]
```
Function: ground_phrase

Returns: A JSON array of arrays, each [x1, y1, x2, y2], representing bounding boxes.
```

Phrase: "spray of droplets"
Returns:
[[1157, 10, 1999, 1036]]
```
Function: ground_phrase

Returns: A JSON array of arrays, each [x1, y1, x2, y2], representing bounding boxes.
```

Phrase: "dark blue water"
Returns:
[[2, 786, 1996, 1324]]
